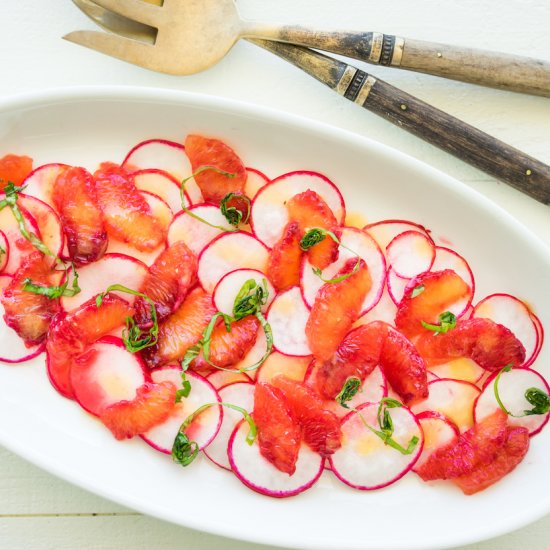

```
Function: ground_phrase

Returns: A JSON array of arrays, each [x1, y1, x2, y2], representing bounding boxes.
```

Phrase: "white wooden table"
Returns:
[[1, 1, 549, 548]]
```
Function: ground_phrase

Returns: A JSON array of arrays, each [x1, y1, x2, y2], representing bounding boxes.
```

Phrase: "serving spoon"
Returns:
[[65, 0, 550, 97]]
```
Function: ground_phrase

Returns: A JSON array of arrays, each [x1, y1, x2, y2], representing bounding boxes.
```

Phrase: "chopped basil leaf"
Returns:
[[300, 228, 327, 251], [335, 377, 362, 409], [21, 262, 80, 299], [421, 311, 457, 335], [220, 192, 250, 226], [233, 278, 268, 320], [172, 432, 199, 467]]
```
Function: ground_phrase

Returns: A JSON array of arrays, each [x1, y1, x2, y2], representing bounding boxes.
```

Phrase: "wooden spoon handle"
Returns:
[[251, 39, 550, 205]]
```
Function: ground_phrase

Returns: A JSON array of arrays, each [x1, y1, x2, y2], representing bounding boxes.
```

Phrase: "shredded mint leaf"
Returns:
[[220, 192, 250, 226], [172, 432, 199, 467], [421, 311, 457, 335], [335, 377, 362, 409], [232, 278, 268, 320], [300, 228, 327, 251], [21, 262, 80, 299], [411, 285, 425, 298]]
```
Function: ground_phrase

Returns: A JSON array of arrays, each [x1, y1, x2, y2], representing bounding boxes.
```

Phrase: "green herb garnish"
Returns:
[[299, 228, 327, 251], [22, 262, 80, 299], [220, 192, 250, 226], [411, 284, 425, 298], [421, 311, 457, 335], [335, 377, 362, 409]]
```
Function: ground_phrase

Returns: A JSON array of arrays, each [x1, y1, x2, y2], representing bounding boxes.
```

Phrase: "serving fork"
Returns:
[[67, 0, 550, 205]]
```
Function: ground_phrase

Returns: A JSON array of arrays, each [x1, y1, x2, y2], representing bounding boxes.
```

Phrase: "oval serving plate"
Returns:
[[0, 87, 548, 550]]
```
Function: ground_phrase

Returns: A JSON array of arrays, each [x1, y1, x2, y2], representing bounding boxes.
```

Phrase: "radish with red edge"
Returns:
[[167, 205, 234, 257], [364, 219, 431, 252], [386, 230, 436, 279], [198, 233, 269, 294], [267, 286, 312, 357], [413, 411, 459, 472], [0, 274, 45, 363], [213, 268, 275, 316], [228, 418, 324, 498], [412, 378, 481, 433], [300, 227, 386, 315], [244, 167, 269, 199], [206, 370, 251, 389], [250, 171, 345, 248], [142, 367, 222, 453], [329, 401, 423, 490], [531, 312, 544, 363], [122, 138, 203, 203], [204, 381, 255, 470], [427, 358, 485, 385], [70, 336, 148, 416], [231, 328, 267, 378], [133, 168, 191, 212], [475, 367, 550, 436], [386, 266, 410, 305], [473, 294, 540, 367], [60, 253, 148, 312], [20, 163, 68, 204], [256, 352, 312, 384], [0, 230, 9, 272], [355, 287, 398, 326]]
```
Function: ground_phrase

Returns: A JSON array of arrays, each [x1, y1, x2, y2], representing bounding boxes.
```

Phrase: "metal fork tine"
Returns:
[[89, 0, 162, 27], [63, 30, 159, 70]]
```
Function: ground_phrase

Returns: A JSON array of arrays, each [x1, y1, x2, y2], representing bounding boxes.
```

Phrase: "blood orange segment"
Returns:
[[415, 318, 526, 372], [286, 189, 339, 270], [100, 381, 177, 440], [134, 240, 198, 325], [0, 154, 33, 188], [142, 287, 216, 368], [52, 166, 107, 265], [184, 135, 247, 205], [1, 252, 59, 345], [254, 382, 301, 475], [267, 222, 302, 291], [271, 375, 342, 456], [395, 269, 471, 338], [306, 258, 372, 361], [93, 162, 166, 252]]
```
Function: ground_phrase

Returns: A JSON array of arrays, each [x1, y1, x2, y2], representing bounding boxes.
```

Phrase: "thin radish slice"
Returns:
[[364, 219, 431, 252], [386, 230, 435, 279], [213, 269, 275, 316], [204, 382, 255, 470], [472, 294, 540, 367], [20, 163, 68, 204], [228, 419, 324, 498], [60, 253, 148, 312], [531, 312, 544, 365], [386, 267, 410, 305], [255, 352, 312, 384], [426, 371, 440, 382], [142, 367, 222, 453], [250, 171, 345, 248], [198, 233, 269, 294], [70, 336, 148, 417], [300, 227, 386, 315], [267, 287, 312, 357], [0, 274, 45, 363], [232, 328, 267, 379], [474, 368, 550, 436], [206, 370, 251, 389], [244, 167, 269, 199], [431, 246, 475, 318], [122, 138, 203, 204], [167, 205, 234, 257], [329, 402, 423, 490], [0, 204, 41, 275], [427, 358, 485, 385], [412, 379, 481, 433], [133, 168, 191, 211], [354, 287, 398, 326], [412, 412, 459, 472], [0, 231, 9, 272]]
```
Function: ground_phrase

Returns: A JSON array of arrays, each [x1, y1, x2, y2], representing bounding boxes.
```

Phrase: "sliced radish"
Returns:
[[60, 253, 148, 312], [167, 205, 234, 257], [20, 163, 68, 204], [244, 167, 269, 199], [386, 230, 435, 279], [412, 379, 481, 433], [386, 267, 410, 305], [0, 274, 45, 363], [255, 352, 312, 384], [300, 227, 386, 315], [204, 381, 255, 470], [206, 370, 251, 389], [427, 358, 485, 385], [354, 287, 398, 326], [531, 312, 544, 366], [329, 402, 423, 490], [474, 367, 550, 436], [228, 419, 324, 498], [133, 168, 190, 211], [142, 367, 222, 453], [70, 336, 148, 416], [232, 328, 267, 378], [267, 287, 312, 357], [250, 171, 345, 248], [122, 138, 202, 204], [364, 219, 431, 252], [412, 411, 459, 472], [213, 269, 275, 316], [197, 233, 269, 294], [472, 294, 540, 367], [0, 230, 9, 272]]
